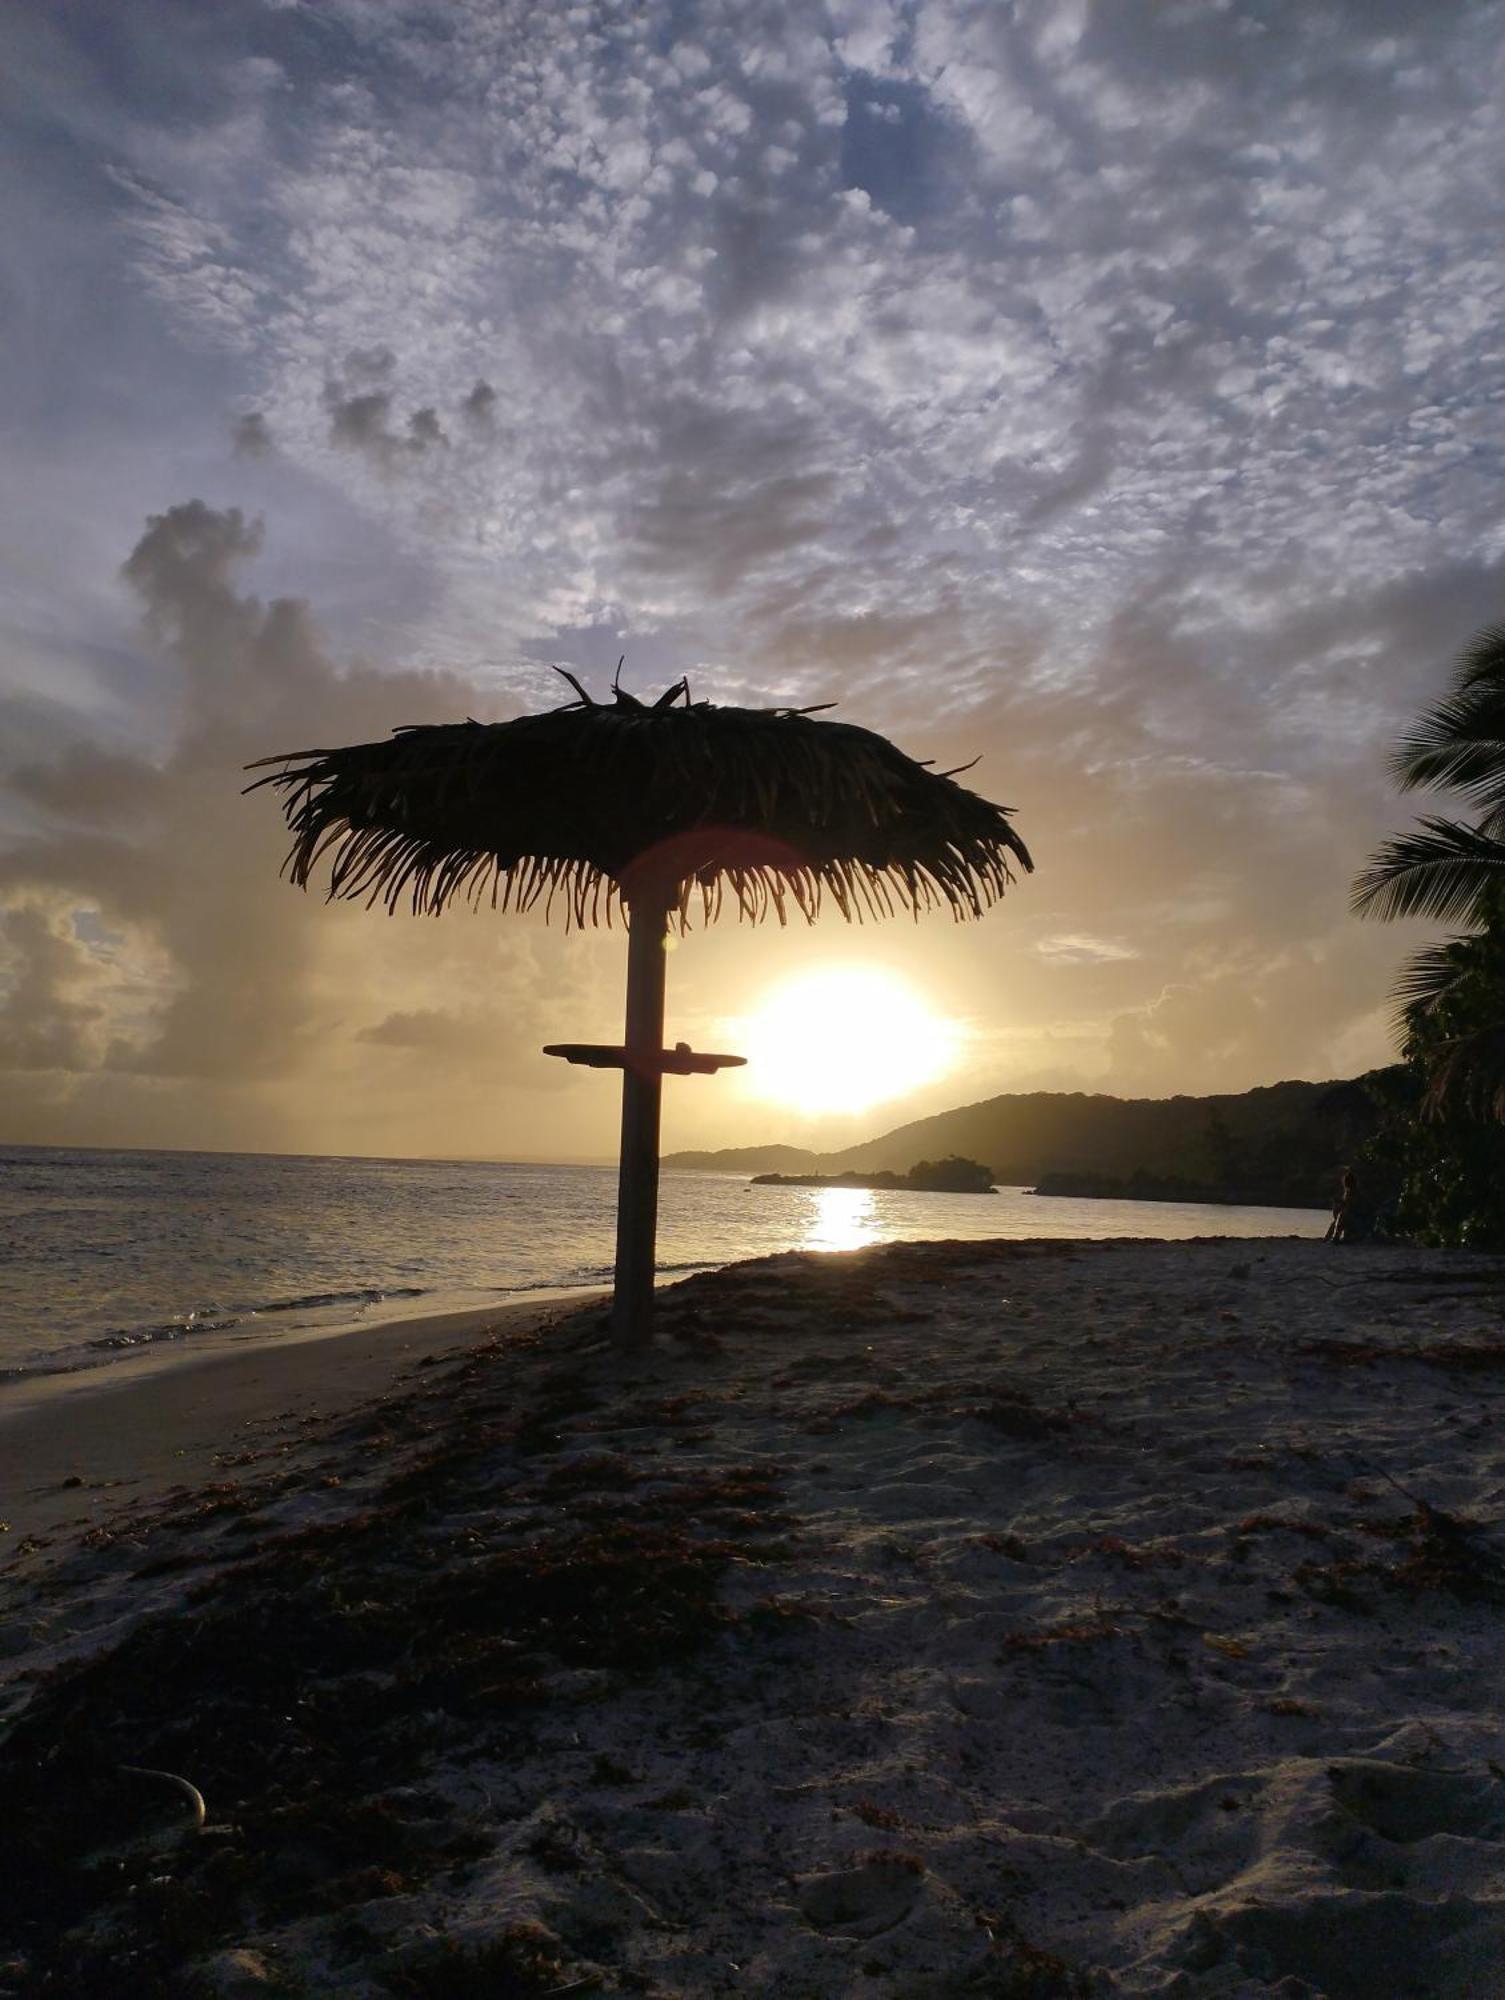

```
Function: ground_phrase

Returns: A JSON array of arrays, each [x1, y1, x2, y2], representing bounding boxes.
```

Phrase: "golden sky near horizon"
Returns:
[[3, 1, 1500, 1161]]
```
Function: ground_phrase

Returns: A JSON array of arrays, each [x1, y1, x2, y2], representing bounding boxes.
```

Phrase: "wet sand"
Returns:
[[0, 1295, 603, 1544]]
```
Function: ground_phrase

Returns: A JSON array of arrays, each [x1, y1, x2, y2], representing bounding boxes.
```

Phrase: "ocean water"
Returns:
[[0, 1144, 1327, 1381]]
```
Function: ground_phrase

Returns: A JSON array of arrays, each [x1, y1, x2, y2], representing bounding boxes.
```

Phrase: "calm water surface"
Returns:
[[0, 1144, 1326, 1381]]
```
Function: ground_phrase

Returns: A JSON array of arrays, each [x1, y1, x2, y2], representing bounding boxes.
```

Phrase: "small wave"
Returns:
[[254, 1285, 427, 1316], [0, 1355, 87, 1383], [81, 1284, 430, 1353], [86, 1315, 241, 1352], [490, 1271, 614, 1294]]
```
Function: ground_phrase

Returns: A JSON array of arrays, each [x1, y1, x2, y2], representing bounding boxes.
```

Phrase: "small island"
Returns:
[[751, 1155, 997, 1194]]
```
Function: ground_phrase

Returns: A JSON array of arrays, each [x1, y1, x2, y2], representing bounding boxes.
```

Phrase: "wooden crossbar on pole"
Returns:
[[540, 899, 745, 1353]]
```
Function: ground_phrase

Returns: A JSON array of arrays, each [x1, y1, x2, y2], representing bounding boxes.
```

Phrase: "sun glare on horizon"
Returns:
[[736, 966, 961, 1116]]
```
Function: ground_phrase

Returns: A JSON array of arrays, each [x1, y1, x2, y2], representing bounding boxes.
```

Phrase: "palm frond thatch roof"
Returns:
[[248, 679, 1033, 927]]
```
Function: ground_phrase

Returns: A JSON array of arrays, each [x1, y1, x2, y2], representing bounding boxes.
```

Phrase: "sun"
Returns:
[[736, 965, 961, 1116]]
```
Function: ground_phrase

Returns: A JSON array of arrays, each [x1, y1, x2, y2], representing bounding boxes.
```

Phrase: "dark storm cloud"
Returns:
[[0, 903, 106, 1072], [324, 361, 448, 469], [354, 1001, 572, 1086], [232, 410, 273, 456], [326, 386, 399, 456], [0, 498, 631, 1154], [0, 502, 476, 1089], [460, 380, 497, 430]]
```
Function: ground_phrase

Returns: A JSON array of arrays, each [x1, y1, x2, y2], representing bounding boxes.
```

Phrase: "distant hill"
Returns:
[[664, 1077, 1380, 1209], [660, 1143, 820, 1174]]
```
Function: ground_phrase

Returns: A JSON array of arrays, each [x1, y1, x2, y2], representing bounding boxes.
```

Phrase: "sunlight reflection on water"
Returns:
[[801, 1185, 881, 1254], [0, 1145, 1327, 1375]]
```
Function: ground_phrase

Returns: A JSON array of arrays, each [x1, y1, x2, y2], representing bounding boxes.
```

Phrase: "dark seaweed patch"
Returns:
[[0, 1352, 790, 1993]]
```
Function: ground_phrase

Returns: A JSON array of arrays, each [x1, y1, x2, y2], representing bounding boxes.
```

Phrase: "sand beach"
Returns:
[[4, 1235, 1505, 1997]]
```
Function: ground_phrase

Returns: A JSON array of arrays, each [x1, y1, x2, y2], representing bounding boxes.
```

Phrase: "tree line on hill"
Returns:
[[666, 1079, 1362, 1211]]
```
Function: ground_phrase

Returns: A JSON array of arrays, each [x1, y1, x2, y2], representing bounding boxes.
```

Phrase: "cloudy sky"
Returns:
[[3, 0, 1503, 1162]]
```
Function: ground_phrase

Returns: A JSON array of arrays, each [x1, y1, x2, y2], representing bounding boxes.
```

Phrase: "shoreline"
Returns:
[[0, 1179, 1328, 1395], [0, 1290, 605, 1546], [0, 1277, 616, 1393], [0, 1222, 1325, 1547]]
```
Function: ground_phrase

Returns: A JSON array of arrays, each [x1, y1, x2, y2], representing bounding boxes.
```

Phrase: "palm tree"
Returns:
[[1353, 623, 1505, 1115]]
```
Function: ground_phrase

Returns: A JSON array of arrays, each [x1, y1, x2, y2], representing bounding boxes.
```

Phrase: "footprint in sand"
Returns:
[[797, 1857, 923, 1937]]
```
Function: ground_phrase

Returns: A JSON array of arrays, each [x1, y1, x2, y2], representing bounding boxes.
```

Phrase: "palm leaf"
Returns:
[[1391, 939, 1472, 1024], [1391, 623, 1505, 833], [1350, 818, 1505, 926]]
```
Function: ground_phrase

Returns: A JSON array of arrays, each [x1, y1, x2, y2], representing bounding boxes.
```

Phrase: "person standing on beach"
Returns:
[[1326, 1168, 1357, 1242]]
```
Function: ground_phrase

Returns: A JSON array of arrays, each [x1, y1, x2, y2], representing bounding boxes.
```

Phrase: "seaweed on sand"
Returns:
[[1293, 1332, 1505, 1370], [0, 1363, 792, 1995], [1290, 1496, 1505, 1614], [1385, 1498, 1505, 1602], [382, 1921, 579, 1997]]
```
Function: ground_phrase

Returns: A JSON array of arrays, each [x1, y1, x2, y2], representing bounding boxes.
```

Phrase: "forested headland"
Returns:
[[667, 1078, 1368, 1211]]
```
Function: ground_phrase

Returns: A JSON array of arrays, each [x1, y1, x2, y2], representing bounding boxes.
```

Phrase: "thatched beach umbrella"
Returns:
[[249, 676, 1032, 1348]]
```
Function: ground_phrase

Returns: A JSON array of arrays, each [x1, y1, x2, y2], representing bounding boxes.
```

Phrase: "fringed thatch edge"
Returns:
[[251, 812, 1023, 930]]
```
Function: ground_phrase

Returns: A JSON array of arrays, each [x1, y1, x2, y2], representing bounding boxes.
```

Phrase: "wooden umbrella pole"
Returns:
[[612, 890, 670, 1351]]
